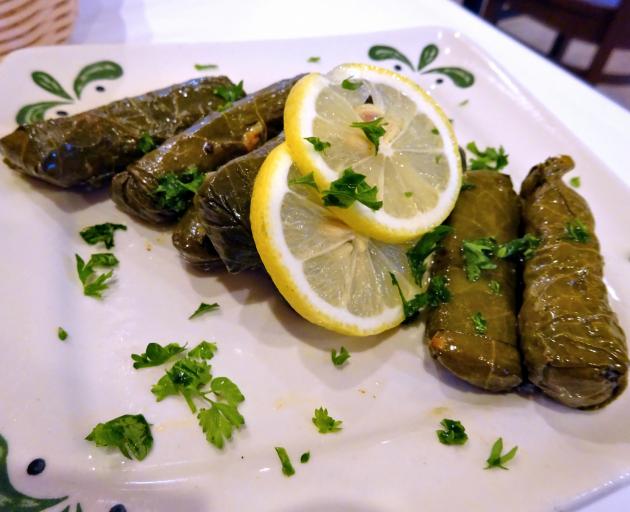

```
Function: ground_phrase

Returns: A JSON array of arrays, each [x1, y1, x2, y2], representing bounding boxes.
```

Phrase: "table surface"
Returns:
[[68, 1, 630, 510]]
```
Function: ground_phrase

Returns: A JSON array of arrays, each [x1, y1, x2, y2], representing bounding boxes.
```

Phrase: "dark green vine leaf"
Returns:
[[422, 67, 475, 88], [16, 101, 70, 124], [0, 433, 68, 511], [417, 44, 439, 70], [368, 45, 413, 70], [73, 61, 123, 98], [31, 71, 73, 100]]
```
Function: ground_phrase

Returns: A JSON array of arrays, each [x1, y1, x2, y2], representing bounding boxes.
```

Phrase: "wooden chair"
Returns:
[[471, 0, 630, 84]]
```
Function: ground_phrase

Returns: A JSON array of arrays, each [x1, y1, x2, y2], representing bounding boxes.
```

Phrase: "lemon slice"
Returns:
[[284, 63, 462, 243], [250, 143, 424, 336]]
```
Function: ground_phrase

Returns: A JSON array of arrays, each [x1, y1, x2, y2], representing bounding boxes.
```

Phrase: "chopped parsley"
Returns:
[[137, 133, 156, 154], [460, 181, 476, 191], [189, 302, 220, 319], [485, 437, 518, 470], [466, 142, 509, 171], [427, 275, 451, 307], [569, 176, 581, 188], [154, 165, 204, 215], [194, 63, 218, 71], [488, 280, 501, 295], [436, 419, 468, 445], [407, 225, 453, 285], [57, 327, 68, 341], [497, 233, 540, 260], [80, 223, 127, 249], [289, 172, 318, 190], [188, 340, 218, 360], [462, 237, 497, 281], [85, 414, 153, 461], [331, 346, 351, 367], [131, 342, 186, 369], [213, 80, 245, 111], [471, 312, 487, 335], [307, 56, 321, 63], [322, 168, 382, 210], [304, 136, 331, 153], [404, 191, 413, 197], [564, 218, 590, 243], [312, 407, 342, 434], [341, 77, 362, 90], [350, 117, 386, 154], [431, 127, 439, 135], [75, 252, 119, 298], [275, 447, 295, 476], [389, 272, 428, 323], [300, 452, 311, 463]]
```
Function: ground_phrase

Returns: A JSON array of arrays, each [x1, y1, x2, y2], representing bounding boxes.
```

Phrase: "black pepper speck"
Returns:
[[27, 458, 46, 475], [394, 64, 402, 71], [56, 110, 68, 116], [436, 78, 444, 84], [96, 86, 105, 92]]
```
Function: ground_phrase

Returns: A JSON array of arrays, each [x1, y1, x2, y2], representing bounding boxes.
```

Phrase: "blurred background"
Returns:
[[0, 0, 628, 109]]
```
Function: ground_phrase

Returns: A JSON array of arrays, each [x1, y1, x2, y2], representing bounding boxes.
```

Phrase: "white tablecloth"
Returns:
[[70, 1, 630, 509]]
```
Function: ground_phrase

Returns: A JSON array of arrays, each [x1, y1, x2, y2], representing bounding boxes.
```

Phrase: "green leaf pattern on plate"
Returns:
[[367, 45, 414, 70], [31, 72, 73, 100], [73, 61, 123, 99], [422, 67, 475, 87], [16, 102, 70, 125], [417, 44, 438, 70]]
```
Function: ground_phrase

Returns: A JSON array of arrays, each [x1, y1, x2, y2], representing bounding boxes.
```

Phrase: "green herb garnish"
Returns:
[[460, 182, 475, 191], [304, 136, 331, 153], [75, 252, 119, 298], [57, 327, 68, 341], [471, 312, 487, 335], [331, 346, 350, 367], [389, 273, 428, 323], [350, 117, 386, 154], [497, 233, 540, 260], [427, 275, 450, 307], [488, 280, 501, 295], [189, 302, 220, 319], [485, 437, 518, 470], [404, 191, 413, 197], [80, 223, 127, 249], [154, 165, 204, 214], [564, 218, 590, 243], [131, 342, 186, 369], [462, 237, 497, 282], [213, 80, 245, 111], [436, 419, 468, 445], [188, 340, 218, 360], [312, 407, 342, 434], [194, 63, 218, 71], [275, 447, 295, 476], [341, 77, 362, 90], [466, 142, 509, 171], [407, 225, 453, 285], [85, 414, 153, 461], [300, 451, 311, 463], [431, 127, 439, 135], [307, 56, 321, 63], [569, 176, 581, 188], [137, 133, 156, 154], [322, 168, 382, 210], [289, 172, 318, 190]]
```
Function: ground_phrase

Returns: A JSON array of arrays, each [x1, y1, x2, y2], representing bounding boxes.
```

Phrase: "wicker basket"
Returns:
[[0, 0, 77, 57]]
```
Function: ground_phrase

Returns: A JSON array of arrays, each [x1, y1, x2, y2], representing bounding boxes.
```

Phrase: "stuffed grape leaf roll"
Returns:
[[172, 208, 223, 271], [111, 76, 302, 225], [0, 76, 234, 189], [519, 155, 627, 408], [426, 171, 523, 392]]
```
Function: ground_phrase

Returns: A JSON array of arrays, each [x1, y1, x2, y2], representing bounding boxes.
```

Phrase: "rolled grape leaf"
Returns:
[[172, 207, 223, 271], [193, 135, 284, 273], [0, 76, 234, 189], [426, 171, 522, 392], [519, 155, 627, 408], [112, 75, 302, 225]]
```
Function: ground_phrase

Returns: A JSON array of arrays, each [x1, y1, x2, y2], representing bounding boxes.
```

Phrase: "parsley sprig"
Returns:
[[137, 133, 157, 154], [86, 414, 153, 461], [471, 312, 487, 335], [496, 233, 540, 260], [189, 302, 220, 319], [564, 218, 590, 243], [350, 117, 386, 154], [462, 238, 497, 282], [80, 223, 127, 249], [331, 346, 351, 367], [304, 136, 331, 153], [485, 438, 518, 470], [466, 142, 509, 171], [312, 407, 342, 434], [154, 165, 204, 215], [436, 419, 468, 446], [75, 252, 119, 298], [322, 168, 382, 210], [389, 272, 450, 323], [341, 77, 362, 90], [406, 225, 453, 285], [289, 172, 318, 190], [275, 447, 295, 477], [213, 80, 245, 111], [131, 342, 187, 369]]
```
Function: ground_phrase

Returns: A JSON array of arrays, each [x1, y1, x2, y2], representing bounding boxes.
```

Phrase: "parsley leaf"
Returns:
[[427, 275, 451, 307], [304, 136, 331, 153], [131, 342, 186, 369], [404, 191, 413, 198], [275, 447, 296, 476], [466, 142, 509, 171], [189, 302, 220, 319], [322, 168, 382, 210], [211, 376, 245, 405], [564, 218, 590, 243], [471, 312, 487, 335], [350, 117, 386, 154], [406, 225, 453, 285], [307, 56, 321, 63], [75, 252, 119, 298], [341, 77, 362, 90], [389, 272, 428, 323], [57, 327, 68, 341], [137, 133, 156, 154], [436, 419, 468, 446], [485, 437, 518, 470], [188, 340, 218, 360], [300, 451, 311, 463], [198, 402, 245, 449], [331, 346, 351, 367], [312, 407, 342, 434], [85, 414, 153, 461], [154, 165, 204, 214], [80, 223, 127, 249], [488, 280, 501, 295], [213, 80, 245, 111], [461, 238, 497, 282], [194, 63, 218, 71], [151, 357, 212, 412], [569, 176, 581, 188], [289, 172, 318, 190], [497, 234, 540, 260]]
